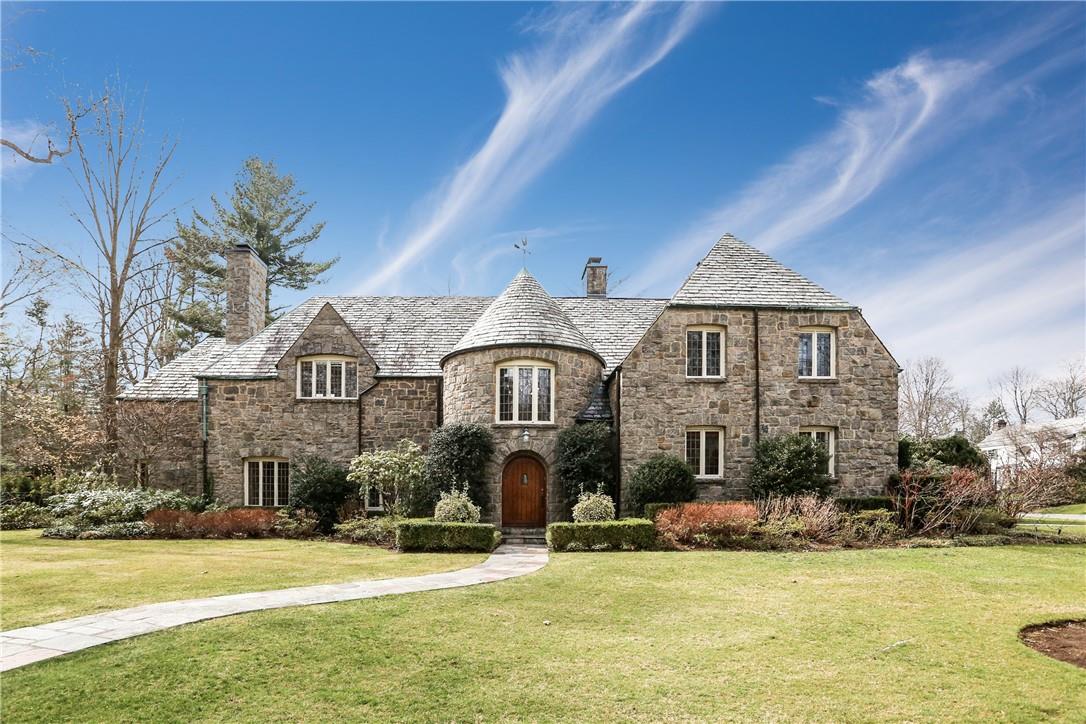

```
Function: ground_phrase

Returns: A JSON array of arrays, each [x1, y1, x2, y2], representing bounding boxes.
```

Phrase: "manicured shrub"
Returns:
[[572, 491, 615, 522], [334, 515, 400, 547], [757, 494, 842, 541], [627, 455, 697, 515], [395, 520, 500, 552], [750, 435, 832, 498], [546, 519, 656, 552], [287, 455, 355, 533], [43, 521, 152, 539], [433, 485, 482, 523], [422, 424, 494, 513], [836, 496, 894, 512], [0, 502, 54, 529], [348, 440, 425, 517], [273, 508, 320, 539], [555, 422, 614, 506], [143, 508, 277, 538], [655, 502, 758, 549], [642, 502, 676, 520], [47, 486, 203, 527]]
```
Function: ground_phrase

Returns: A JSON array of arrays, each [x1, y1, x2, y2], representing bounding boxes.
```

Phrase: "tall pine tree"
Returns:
[[170, 157, 337, 346]]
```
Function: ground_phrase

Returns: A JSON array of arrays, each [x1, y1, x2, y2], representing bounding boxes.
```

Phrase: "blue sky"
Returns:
[[2, 2, 1084, 398]]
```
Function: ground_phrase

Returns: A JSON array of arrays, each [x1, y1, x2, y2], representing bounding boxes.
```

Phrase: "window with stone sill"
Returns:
[[797, 327, 836, 379], [297, 356, 358, 399], [244, 458, 290, 506], [686, 326, 725, 378], [799, 426, 836, 476], [495, 360, 554, 423], [685, 426, 724, 478]]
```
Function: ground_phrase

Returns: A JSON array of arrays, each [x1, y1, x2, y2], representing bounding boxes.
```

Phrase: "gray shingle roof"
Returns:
[[446, 270, 601, 361], [118, 338, 231, 399], [979, 417, 1085, 450], [576, 381, 613, 422], [670, 234, 854, 310]]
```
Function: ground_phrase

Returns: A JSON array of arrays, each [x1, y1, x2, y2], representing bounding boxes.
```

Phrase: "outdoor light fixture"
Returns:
[[521, 427, 531, 443]]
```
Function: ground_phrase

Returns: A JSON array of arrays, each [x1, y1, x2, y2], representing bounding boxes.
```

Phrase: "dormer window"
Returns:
[[298, 356, 358, 399], [686, 326, 724, 378], [496, 360, 554, 423], [798, 327, 835, 379]]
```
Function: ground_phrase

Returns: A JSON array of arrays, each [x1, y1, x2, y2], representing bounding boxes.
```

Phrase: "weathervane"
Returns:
[[514, 237, 531, 268]]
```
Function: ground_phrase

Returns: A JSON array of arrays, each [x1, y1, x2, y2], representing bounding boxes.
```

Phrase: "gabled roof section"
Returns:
[[118, 338, 231, 399], [670, 234, 854, 310], [445, 269, 601, 362]]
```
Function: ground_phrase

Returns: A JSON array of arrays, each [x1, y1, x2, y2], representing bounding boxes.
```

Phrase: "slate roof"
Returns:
[[979, 417, 1086, 451], [576, 381, 613, 422], [671, 234, 854, 310], [447, 270, 600, 361], [118, 338, 231, 399]]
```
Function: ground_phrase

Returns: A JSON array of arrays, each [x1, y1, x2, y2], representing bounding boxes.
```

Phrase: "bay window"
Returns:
[[245, 458, 290, 506], [685, 427, 724, 478], [298, 356, 358, 399], [798, 327, 835, 379], [686, 326, 724, 378], [496, 361, 554, 423], [799, 426, 836, 476]]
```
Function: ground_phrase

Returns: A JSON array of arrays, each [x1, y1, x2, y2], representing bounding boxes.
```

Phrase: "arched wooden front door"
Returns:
[[502, 455, 546, 527]]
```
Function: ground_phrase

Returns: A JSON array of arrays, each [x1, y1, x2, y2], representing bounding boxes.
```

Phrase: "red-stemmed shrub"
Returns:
[[655, 502, 758, 549], [145, 508, 277, 538]]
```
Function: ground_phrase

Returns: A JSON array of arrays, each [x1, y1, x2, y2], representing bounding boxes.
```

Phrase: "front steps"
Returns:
[[501, 527, 546, 545]]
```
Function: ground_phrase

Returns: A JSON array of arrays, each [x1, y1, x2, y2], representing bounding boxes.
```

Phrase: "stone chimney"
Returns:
[[992, 419, 1008, 433], [582, 257, 607, 297], [225, 243, 268, 344]]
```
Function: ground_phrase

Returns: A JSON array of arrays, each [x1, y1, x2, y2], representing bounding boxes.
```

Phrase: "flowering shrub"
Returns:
[[143, 508, 277, 538], [571, 492, 615, 522], [43, 521, 152, 539], [47, 486, 203, 527], [433, 485, 481, 523], [655, 502, 758, 548], [348, 440, 425, 517], [334, 515, 400, 547], [0, 502, 54, 530]]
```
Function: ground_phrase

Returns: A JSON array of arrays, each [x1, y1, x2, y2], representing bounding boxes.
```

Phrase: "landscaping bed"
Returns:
[[1020, 619, 1086, 669]]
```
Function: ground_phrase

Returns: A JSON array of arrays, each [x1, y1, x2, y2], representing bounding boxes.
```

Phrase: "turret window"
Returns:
[[496, 361, 554, 423], [298, 356, 358, 399]]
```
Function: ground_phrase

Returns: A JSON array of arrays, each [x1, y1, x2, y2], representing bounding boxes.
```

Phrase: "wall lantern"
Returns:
[[521, 427, 531, 444]]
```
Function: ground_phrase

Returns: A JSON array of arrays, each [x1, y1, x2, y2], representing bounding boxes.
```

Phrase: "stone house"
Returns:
[[119, 234, 899, 525]]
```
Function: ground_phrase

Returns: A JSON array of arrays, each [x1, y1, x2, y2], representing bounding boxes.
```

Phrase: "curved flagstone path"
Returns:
[[0, 544, 548, 672]]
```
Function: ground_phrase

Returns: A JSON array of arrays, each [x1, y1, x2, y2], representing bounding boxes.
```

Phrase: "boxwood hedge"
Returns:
[[395, 520, 501, 552], [546, 519, 656, 552]]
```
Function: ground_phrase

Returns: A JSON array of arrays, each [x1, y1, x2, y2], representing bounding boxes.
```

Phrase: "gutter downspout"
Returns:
[[753, 309, 761, 446], [612, 368, 621, 516], [199, 379, 210, 499], [357, 379, 379, 454]]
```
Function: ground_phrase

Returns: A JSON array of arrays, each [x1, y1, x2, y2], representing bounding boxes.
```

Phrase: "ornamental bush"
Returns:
[[749, 435, 832, 498], [143, 508, 278, 538], [334, 515, 400, 547], [655, 502, 758, 549], [433, 485, 482, 523], [0, 502, 54, 530], [627, 454, 697, 515], [555, 422, 614, 506], [545, 519, 656, 552], [43, 521, 152, 539], [571, 491, 615, 522], [287, 455, 355, 532], [395, 520, 500, 552], [421, 424, 494, 514], [348, 440, 425, 517], [46, 486, 203, 527], [911, 434, 987, 470]]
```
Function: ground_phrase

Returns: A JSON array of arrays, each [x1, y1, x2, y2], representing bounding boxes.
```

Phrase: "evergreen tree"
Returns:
[[170, 157, 337, 345]]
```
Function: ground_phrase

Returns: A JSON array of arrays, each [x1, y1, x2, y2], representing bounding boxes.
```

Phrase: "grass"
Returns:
[[1016, 521, 1086, 537], [1038, 503, 1086, 515], [3, 545, 1085, 722], [0, 530, 484, 630]]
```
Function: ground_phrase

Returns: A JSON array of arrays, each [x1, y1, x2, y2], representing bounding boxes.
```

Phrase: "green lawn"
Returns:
[[3, 546, 1084, 722], [1016, 521, 1086, 537], [1039, 503, 1086, 515], [0, 530, 484, 630]]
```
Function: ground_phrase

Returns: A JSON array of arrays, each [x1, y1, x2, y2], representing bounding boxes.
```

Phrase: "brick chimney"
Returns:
[[225, 243, 268, 344], [582, 257, 607, 297]]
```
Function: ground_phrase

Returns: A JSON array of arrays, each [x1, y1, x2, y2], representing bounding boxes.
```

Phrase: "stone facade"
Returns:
[[441, 345, 604, 524], [360, 377, 442, 451], [116, 399, 202, 495], [225, 245, 267, 344], [618, 306, 898, 511]]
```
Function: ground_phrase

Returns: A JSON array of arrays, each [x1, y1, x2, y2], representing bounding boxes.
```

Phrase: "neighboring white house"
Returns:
[[979, 417, 1086, 484]]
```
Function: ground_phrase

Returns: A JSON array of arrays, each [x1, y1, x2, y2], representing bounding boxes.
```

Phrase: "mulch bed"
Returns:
[[1019, 620, 1086, 668]]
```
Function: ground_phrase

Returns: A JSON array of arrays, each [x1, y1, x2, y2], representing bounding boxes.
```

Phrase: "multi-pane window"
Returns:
[[245, 458, 290, 506], [298, 357, 358, 398], [365, 486, 384, 512], [800, 426, 836, 476], [686, 327, 724, 377], [685, 427, 724, 478], [496, 361, 554, 423], [798, 328, 835, 378]]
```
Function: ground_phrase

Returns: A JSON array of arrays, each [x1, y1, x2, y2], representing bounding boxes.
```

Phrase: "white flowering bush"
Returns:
[[572, 491, 616, 522], [433, 484, 481, 523], [46, 486, 203, 526], [347, 440, 425, 517]]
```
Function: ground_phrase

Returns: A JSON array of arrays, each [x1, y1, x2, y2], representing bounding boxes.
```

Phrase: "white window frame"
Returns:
[[685, 426, 725, 479], [244, 457, 290, 507], [297, 355, 358, 399], [798, 327, 836, 379], [365, 486, 384, 512], [494, 360, 555, 424], [685, 326, 726, 379], [799, 426, 836, 476]]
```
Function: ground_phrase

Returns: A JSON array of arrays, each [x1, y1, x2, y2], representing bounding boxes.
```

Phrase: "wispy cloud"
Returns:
[[357, 3, 706, 293], [626, 7, 1081, 297], [0, 119, 52, 181]]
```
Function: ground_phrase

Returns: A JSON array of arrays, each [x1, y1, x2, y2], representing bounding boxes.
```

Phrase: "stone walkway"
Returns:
[[0, 544, 548, 672], [1019, 512, 1086, 522]]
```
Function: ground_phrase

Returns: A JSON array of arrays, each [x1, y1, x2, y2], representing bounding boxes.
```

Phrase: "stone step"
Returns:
[[501, 527, 546, 545]]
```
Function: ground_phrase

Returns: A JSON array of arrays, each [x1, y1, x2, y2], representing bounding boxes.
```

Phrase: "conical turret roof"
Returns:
[[445, 269, 601, 361]]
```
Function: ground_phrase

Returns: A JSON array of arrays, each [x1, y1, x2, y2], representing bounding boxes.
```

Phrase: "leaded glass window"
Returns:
[[798, 329, 835, 378], [245, 458, 290, 506], [518, 368, 533, 422], [686, 327, 724, 378], [686, 427, 724, 478], [495, 362, 555, 423], [297, 357, 359, 398]]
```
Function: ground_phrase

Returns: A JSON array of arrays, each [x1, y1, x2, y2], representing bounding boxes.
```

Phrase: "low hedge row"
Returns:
[[546, 519, 655, 551], [395, 520, 501, 552]]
